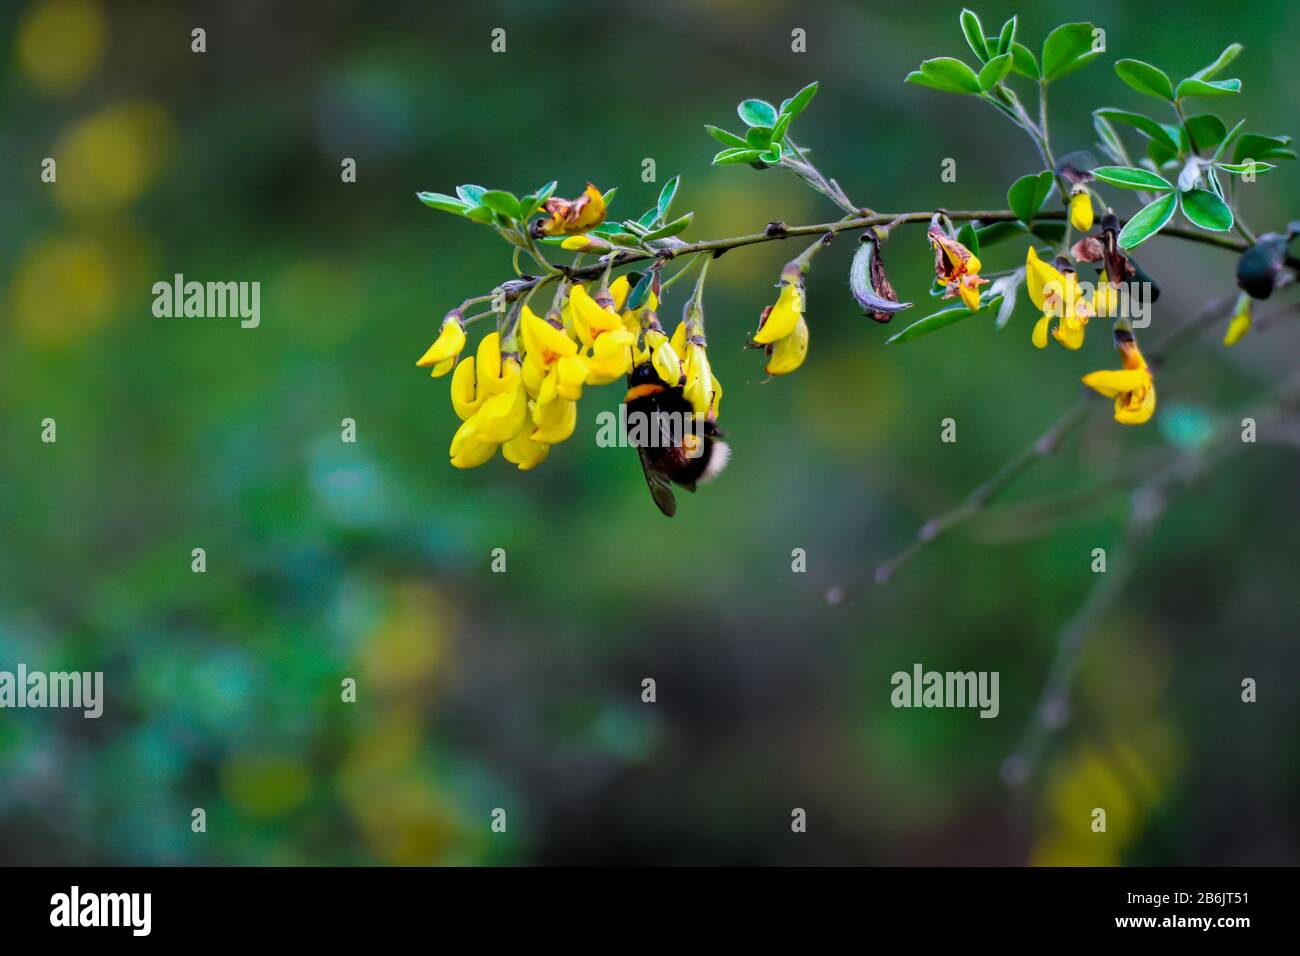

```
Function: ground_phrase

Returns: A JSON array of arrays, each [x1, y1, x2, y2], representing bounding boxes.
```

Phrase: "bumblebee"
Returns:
[[623, 362, 730, 517]]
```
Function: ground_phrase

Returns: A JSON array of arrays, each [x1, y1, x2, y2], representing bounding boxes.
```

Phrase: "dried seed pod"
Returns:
[[850, 235, 912, 323]]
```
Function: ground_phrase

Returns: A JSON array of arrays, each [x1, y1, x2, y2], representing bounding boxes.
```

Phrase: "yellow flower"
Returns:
[[416, 312, 466, 377], [521, 306, 580, 398], [1223, 295, 1252, 346], [1069, 186, 1095, 233], [449, 420, 498, 469], [502, 410, 550, 470], [450, 332, 513, 420], [1026, 246, 1091, 350], [766, 313, 809, 375], [608, 275, 631, 312], [644, 329, 683, 386], [754, 271, 804, 345], [682, 337, 721, 418], [467, 358, 527, 444], [585, 327, 636, 384], [1082, 329, 1156, 425], [532, 384, 577, 443], [535, 183, 607, 237], [446, 333, 532, 467], [568, 284, 621, 347], [929, 227, 988, 311]]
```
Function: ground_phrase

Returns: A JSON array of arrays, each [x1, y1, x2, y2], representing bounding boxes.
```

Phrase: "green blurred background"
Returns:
[[1, 0, 1297, 865]]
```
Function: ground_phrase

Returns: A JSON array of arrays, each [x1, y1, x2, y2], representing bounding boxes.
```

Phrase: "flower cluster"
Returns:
[[417, 271, 719, 470], [1023, 212, 1157, 424]]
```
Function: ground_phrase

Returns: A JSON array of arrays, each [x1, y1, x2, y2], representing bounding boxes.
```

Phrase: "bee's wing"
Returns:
[[636, 446, 677, 517]]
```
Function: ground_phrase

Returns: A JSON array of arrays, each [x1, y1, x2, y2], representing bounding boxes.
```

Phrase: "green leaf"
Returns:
[[1009, 41, 1040, 79], [705, 125, 749, 149], [1235, 133, 1296, 164], [885, 299, 998, 344], [745, 126, 773, 149], [657, 176, 680, 221], [759, 144, 783, 164], [907, 57, 983, 94], [601, 187, 618, 208], [997, 17, 1017, 57], [1183, 113, 1227, 151], [1029, 221, 1067, 244], [1093, 108, 1181, 155], [1007, 170, 1054, 223], [956, 222, 980, 257], [1213, 118, 1245, 162], [1114, 59, 1175, 100], [771, 112, 792, 142], [1092, 165, 1174, 190], [465, 205, 495, 224], [978, 53, 1013, 90], [417, 191, 468, 215], [456, 184, 487, 205], [626, 270, 655, 311], [1094, 114, 1128, 165], [1175, 77, 1241, 98], [1118, 192, 1178, 249], [712, 147, 763, 166], [1216, 160, 1276, 175], [738, 98, 779, 127], [1041, 22, 1098, 81], [480, 190, 522, 220], [780, 81, 818, 119], [642, 211, 694, 241], [975, 220, 1028, 247], [1192, 43, 1243, 81], [1180, 188, 1233, 231], [960, 9, 989, 61]]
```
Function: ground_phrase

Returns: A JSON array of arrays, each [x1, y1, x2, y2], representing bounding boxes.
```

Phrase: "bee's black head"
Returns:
[[627, 362, 660, 387]]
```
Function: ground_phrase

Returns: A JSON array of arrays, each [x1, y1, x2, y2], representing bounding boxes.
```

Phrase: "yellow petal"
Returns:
[[608, 275, 630, 312], [417, 319, 466, 368], [1031, 314, 1051, 349], [450, 356, 483, 421], [683, 344, 714, 416], [471, 369, 527, 444], [753, 281, 803, 344], [651, 339, 683, 386], [502, 417, 550, 469], [1069, 189, 1094, 232], [554, 354, 589, 400], [766, 313, 809, 375], [522, 306, 577, 361], [670, 320, 687, 357], [1223, 310, 1252, 346], [1052, 315, 1085, 350], [1082, 368, 1147, 398], [958, 278, 982, 312], [1114, 382, 1156, 425], [585, 328, 635, 384], [532, 396, 577, 443], [449, 419, 497, 468], [568, 182, 607, 233], [1025, 246, 1063, 313], [569, 284, 621, 347]]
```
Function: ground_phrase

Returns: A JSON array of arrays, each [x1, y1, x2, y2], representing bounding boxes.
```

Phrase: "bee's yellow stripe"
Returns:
[[624, 383, 665, 402]]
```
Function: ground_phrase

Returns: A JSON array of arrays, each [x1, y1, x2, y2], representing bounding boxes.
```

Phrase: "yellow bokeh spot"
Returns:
[[220, 755, 312, 819], [16, 0, 106, 94], [9, 233, 115, 347], [54, 102, 174, 215]]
